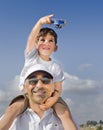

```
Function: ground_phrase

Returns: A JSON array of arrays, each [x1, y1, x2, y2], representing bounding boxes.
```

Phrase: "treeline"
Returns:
[[80, 120, 103, 127], [87, 120, 103, 126]]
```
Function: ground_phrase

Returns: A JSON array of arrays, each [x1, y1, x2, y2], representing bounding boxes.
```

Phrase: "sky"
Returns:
[[0, 0, 103, 125]]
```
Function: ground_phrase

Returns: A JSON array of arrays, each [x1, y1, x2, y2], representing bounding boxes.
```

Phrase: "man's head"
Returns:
[[23, 64, 54, 105]]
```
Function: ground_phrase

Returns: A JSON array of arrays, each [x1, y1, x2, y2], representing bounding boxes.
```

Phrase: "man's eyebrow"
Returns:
[[28, 75, 36, 79], [43, 74, 52, 79]]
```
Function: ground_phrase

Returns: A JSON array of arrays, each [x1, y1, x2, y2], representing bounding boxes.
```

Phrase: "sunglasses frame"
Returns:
[[27, 77, 52, 85]]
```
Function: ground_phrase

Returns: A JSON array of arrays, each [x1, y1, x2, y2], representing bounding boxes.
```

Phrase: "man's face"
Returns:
[[24, 71, 54, 105]]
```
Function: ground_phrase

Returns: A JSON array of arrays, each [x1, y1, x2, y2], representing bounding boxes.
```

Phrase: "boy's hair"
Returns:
[[36, 27, 57, 44]]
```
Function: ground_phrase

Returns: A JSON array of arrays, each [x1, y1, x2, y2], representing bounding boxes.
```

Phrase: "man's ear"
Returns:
[[54, 45, 58, 52], [23, 84, 27, 93]]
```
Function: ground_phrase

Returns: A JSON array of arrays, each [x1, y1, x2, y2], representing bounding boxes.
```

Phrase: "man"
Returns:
[[0, 64, 78, 130]]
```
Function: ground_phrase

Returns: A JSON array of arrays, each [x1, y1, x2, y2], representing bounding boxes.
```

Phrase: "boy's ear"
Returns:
[[54, 45, 58, 52]]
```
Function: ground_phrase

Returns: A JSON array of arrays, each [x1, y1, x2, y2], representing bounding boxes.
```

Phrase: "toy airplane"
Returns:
[[51, 18, 66, 29]]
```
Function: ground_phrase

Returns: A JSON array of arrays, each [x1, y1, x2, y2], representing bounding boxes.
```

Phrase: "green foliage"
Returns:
[[87, 120, 97, 126], [96, 125, 103, 130], [99, 120, 103, 125], [80, 120, 103, 130]]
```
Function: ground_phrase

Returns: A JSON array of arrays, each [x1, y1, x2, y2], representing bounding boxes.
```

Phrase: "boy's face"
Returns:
[[37, 34, 57, 57]]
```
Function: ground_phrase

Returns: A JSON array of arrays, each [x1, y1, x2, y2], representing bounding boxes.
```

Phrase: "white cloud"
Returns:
[[78, 63, 92, 71], [0, 90, 6, 102], [0, 75, 21, 115], [63, 72, 102, 94], [7, 75, 20, 93], [61, 72, 103, 124]]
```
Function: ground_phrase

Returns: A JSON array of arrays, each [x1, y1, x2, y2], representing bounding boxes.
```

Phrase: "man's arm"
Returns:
[[26, 14, 53, 53], [54, 102, 78, 130], [0, 99, 25, 130]]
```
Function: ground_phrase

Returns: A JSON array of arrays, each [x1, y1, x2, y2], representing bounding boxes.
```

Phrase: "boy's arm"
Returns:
[[54, 81, 62, 98], [26, 14, 54, 53], [0, 95, 28, 130], [39, 81, 62, 110]]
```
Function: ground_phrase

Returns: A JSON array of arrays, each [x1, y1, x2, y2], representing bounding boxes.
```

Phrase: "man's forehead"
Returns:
[[31, 71, 47, 76], [27, 71, 53, 79]]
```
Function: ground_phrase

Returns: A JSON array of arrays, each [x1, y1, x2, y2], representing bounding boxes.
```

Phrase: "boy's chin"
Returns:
[[40, 52, 51, 56]]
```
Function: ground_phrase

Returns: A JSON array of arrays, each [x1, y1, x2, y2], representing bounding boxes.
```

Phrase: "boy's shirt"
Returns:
[[19, 48, 64, 90]]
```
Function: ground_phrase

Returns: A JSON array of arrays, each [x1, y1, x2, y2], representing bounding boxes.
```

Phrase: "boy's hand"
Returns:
[[39, 14, 54, 25], [39, 96, 58, 110]]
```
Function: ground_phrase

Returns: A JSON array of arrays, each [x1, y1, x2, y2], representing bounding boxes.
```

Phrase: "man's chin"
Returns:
[[32, 97, 47, 104]]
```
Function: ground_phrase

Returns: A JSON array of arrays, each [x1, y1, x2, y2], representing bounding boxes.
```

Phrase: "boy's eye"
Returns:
[[40, 38, 45, 42], [49, 40, 53, 42]]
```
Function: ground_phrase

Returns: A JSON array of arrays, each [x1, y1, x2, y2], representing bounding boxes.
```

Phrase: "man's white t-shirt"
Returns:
[[8, 108, 64, 130]]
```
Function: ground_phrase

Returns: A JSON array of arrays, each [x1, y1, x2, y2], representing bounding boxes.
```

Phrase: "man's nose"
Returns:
[[36, 80, 43, 88]]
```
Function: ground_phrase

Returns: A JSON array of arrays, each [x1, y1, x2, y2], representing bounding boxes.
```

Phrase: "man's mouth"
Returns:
[[32, 90, 46, 97]]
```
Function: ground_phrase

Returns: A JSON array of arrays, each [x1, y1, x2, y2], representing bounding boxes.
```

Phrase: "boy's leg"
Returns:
[[9, 94, 29, 114], [0, 95, 29, 130]]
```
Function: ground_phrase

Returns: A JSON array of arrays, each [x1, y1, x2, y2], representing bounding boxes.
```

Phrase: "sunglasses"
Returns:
[[28, 77, 52, 85]]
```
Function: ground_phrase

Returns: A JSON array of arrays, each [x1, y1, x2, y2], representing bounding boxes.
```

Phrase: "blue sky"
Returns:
[[0, 0, 103, 125]]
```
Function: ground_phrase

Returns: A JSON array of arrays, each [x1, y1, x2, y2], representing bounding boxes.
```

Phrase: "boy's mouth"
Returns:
[[43, 47, 50, 50]]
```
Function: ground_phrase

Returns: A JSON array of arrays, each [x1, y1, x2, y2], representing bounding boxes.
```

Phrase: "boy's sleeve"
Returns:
[[53, 64, 65, 83], [24, 48, 37, 66]]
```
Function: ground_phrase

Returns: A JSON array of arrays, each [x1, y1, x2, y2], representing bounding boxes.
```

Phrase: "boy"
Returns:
[[19, 14, 64, 110]]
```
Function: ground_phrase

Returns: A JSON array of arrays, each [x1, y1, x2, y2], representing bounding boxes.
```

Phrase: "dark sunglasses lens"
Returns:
[[42, 78, 51, 84], [29, 79, 38, 85], [28, 78, 51, 85]]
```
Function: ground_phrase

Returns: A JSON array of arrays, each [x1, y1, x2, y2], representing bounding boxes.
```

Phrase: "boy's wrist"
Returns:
[[38, 18, 44, 26]]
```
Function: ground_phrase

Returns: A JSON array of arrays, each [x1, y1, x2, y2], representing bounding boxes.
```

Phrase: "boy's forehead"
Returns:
[[40, 33, 55, 38]]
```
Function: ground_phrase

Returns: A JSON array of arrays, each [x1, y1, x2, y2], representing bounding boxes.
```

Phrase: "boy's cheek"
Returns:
[[35, 43, 39, 49], [37, 44, 43, 49]]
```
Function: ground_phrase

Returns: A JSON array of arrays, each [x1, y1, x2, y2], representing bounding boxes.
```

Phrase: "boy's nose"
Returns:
[[44, 40, 49, 44]]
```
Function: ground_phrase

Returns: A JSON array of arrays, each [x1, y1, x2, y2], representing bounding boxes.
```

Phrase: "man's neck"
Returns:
[[29, 101, 45, 118]]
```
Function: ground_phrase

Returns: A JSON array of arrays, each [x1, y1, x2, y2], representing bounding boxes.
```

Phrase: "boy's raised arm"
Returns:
[[26, 14, 54, 53]]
